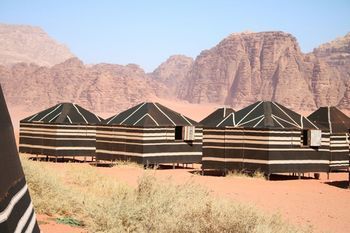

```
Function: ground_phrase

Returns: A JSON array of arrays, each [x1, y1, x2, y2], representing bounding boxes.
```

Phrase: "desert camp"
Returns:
[[96, 102, 203, 166], [19, 102, 103, 160], [201, 101, 331, 177], [1, 2, 350, 232], [0, 85, 40, 233]]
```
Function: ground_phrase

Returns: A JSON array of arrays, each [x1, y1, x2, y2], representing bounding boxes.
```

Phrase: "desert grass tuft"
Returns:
[[21, 156, 309, 233]]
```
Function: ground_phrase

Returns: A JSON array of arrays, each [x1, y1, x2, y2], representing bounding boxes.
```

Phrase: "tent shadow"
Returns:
[[324, 180, 350, 189], [28, 156, 85, 163], [156, 164, 195, 170]]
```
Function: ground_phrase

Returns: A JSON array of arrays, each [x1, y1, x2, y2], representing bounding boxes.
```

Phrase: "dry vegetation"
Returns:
[[20, 157, 309, 233]]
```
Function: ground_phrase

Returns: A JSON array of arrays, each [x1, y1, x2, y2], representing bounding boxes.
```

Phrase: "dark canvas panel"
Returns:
[[105, 102, 199, 127], [0, 85, 40, 233], [200, 107, 235, 127]]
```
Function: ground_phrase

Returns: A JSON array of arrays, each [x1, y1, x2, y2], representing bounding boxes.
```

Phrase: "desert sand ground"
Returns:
[[10, 101, 350, 233], [33, 162, 349, 233]]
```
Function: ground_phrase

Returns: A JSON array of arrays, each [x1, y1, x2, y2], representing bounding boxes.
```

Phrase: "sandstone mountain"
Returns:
[[0, 24, 74, 66], [150, 55, 193, 96], [0, 24, 349, 120], [177, 31, 350, 112], [0, 58, 165, 115]]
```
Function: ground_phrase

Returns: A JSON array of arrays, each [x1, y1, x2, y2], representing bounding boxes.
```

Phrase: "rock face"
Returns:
[[0, 24, 74, 66], [0, 58, 164, 114], [178, 31, 350, 112], [0, 25, 349, 117], [150, 55, 193, 96]]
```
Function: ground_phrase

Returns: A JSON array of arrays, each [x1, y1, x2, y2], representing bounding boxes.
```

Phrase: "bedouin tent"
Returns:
[[202, 101, 329, 177], [200, 107, 235, 127], [308, 106, 350, 171], [96, 102, 203, 166], [0, 85, 40, 233], [19, 103, 103, 160]]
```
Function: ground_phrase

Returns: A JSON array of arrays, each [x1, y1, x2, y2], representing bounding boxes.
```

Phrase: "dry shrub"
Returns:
[[21, 157, 310, 233]]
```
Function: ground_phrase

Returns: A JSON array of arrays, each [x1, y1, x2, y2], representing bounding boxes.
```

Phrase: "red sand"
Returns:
[[37, 214, 87, 233], [96, 165, 350, 233]]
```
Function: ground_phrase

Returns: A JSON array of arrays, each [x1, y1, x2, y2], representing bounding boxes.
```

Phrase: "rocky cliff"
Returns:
[[177, 31, 350, 112], [0, 58, 164, 114], [0, 24, 74, 66]]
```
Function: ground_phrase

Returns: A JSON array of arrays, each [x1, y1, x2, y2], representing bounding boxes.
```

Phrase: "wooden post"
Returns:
[[327, 172, 330, 180], [173, 163, 175, 169]]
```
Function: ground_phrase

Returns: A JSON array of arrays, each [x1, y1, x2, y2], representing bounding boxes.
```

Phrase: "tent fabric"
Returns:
[[308, 107, 350, 169], [200, 107, 235, 127], [308, 106, 350, 133], [96, 102, 203, 165], [105, 102, 198, 127], [217, 101, 318, 129], [19, 103, 103, 157], [0, 85, 40, 233], [21, 103, 102, 125], [202, 101, 329, 175]]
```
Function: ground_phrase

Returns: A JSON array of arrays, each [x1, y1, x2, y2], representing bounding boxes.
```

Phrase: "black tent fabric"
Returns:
[[308, 107, 350, 170], [105, 102, 199, 126], [0, 85, 40, 233], [202, 101, 330, 175], [97, 102, 203, 165], [200, 107, 235, 127], [19, 103, 103, 157], [308, 107, 350, 134], [218, 101, 318, 128]]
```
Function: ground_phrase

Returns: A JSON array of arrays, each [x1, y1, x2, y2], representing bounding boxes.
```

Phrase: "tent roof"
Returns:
[[308, 106, 350, 133], [105, 102, 199, 127], [200, 107, 235, 127], [217, 101, 318, 129], [21, 103, 103, 124]]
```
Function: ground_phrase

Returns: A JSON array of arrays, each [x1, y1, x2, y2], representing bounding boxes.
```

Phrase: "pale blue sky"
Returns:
[[0, 0, 349, 71]]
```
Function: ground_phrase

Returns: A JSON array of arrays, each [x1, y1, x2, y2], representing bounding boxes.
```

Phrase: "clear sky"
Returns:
[[0, 0, 349, 72]]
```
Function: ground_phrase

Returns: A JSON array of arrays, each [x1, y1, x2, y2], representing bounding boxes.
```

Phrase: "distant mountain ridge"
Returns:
[[0, 23, 74, 66], [0, 23, 349, 116]]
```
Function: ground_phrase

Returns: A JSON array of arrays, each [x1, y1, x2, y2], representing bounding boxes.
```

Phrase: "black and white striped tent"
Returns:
[[200, 107, 235, 127], [308, 107, 350, 170], [0, 85, 40, 233], [202, 101, 329, 176], [96, 102, 203, 165], [19, 103, 102, 159]]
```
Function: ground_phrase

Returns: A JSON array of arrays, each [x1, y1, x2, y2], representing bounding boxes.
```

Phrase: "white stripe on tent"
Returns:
[[271, 115, 285, 128], [272, 114, 299, 128], [0, 184, 28, 223], [153, 103, 176, 126], [27, 113, 38, 122], [94, 114, 102, 122], [133, 113, 159, 126], [73, 103, 88, 124], [304, 116, 319, 129], [97, 140, 202, 146], [181, 114, 193, 125], [20, 135, 96, 141], [216, 113, 234, 127], [328, 106, 333, 133], [202, 157, 330, 164], [14, 202, 33, 233], [66, 115, 73, 124], [39, 104, 62, 121], [49, 112, 61, 123], [117, 102, 146, 125], [24, 212, 37, 233], [96, 150, 202, 157], [236, 101, 264, 125], [238, 115, 264, 127], [203, 145, 330, 152], [272, 102, 301, 128], [19, 144, 95, 150], [253, 116, 265, 128]]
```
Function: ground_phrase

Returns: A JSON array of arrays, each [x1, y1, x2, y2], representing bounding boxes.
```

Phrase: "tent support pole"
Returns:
[[298, 173, 301, 180], [327, 172, 329, 180], [267, 174, 270, 180], [201, 166, 204, 176], [173, 163, 175, 169]]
